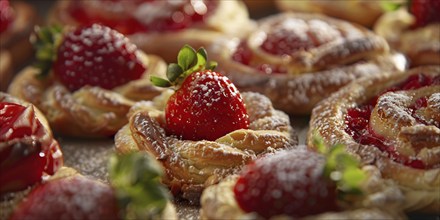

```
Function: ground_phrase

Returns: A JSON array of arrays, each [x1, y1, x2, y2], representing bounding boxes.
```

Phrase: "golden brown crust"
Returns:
[[0, 51, 12, 92], [275, 0, 402, 28], [47, 0, 255, 62], [114, 92, 298, 202], [7, 52, 167, 138], [374, 8, 440, 67], [200, 166, 405, 220], [210, 12, 407, 115], [308, 66, 440, 213]]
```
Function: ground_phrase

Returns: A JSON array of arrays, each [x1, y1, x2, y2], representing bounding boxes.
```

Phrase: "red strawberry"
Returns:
[[151, 45, 249, 141], [234, 148, 339, 218], [0, 0, 14, 34], [234, 141, 366, 218], [0, 102, 63, 193], [34, 24, 146, 91], [9, 175, 120, 220], [410, 0, 440, 28]]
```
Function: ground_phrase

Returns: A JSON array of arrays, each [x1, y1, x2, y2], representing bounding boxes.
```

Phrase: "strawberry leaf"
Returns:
[[150, 76, 172, 87], [380, 0, 403, 11], [32, 25, 63, 78], [167, 63, 183, 83], [178, 45, 197, 71], [109, 152, 171, 220], [208, 61, 218, 70]]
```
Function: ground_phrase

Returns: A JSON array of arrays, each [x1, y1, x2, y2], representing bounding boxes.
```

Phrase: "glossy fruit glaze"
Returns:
[[0, 102, 63, 193], [0, 0, 14, 34], [68, 0, 217, 35], [345, 74, 440, 169]]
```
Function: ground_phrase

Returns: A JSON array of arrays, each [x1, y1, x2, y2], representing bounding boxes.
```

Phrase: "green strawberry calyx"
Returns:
[[150, 44, 217, 88], [313, 135, 366, 196], [109, 152, 171, 220], [31, 25, 64, 78]]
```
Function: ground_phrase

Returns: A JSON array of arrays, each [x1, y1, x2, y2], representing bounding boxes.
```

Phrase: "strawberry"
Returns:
[[234, 139, 366, 218], [151, 45, 249, 141], [9, 152, 171, 220], [0, 0, 13, 34], [0, 102, 63, 193], [33, 24, 146, 91], [9, 176, 120, 220], [409, 0, 440, 28]]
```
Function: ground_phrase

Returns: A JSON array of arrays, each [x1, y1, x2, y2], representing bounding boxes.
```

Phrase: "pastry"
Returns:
[[47, 0, 254, 62], [8, 24, 167, 137], [0, 0, 38, 91], [308, 66, 440, 213], [209, 12, 407, 115], [374, 0, 440, 66], [0, 92, 63, 195], [275, 0, 404, 28], [2, 155, 177, 220], [200, 146, 405, 219], [115, 45, 298, 202]]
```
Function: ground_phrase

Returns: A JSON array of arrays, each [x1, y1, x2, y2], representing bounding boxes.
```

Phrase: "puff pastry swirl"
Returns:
[[210, 12, 407, 115], [308, 66, 440, 213], [8, 52, 167, 137], [47, 0, 254, 62], [114, 92, 298, 202]]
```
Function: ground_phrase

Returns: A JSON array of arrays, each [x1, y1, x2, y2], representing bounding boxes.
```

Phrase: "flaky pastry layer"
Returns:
[[308, 66, 440, 213], [114, 92, 298, 202], [210, 12, 407, 115], [7, 52, 167, 137]]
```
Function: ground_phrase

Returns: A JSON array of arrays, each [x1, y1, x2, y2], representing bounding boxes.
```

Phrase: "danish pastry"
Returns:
[[275, 0, 403, 28], [209, 12, 407, 115], [0, 92, 63, 195], [8, 24, 167, 137], [115, 45, 298, 202], [2, 153, 177, 220], [308, 66, 440, 213], [47, 0, 254, 62], [200, 147, 405, 219], [0, 0, 38, 91], [374, 0, 440, 66]]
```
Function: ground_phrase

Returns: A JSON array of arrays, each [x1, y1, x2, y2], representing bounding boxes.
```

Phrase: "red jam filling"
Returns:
[[68, 0, 217, 35], [0, 102, 63, 193], [345, 74, 440, 169], [0, 0, 14, 34]]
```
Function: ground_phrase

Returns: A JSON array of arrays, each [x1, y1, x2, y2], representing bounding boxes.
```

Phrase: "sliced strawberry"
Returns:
[[234, 148, 340, 218], [409, 0, 440, 28], [0, 102, 63, 193], [151, 45, 249, 141], [9, 176, 119, 220], [0, 0, 14, 34]]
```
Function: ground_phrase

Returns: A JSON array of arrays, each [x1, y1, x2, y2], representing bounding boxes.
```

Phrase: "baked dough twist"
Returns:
[[7, 52, 167, 137], [308, 66, 440, 213], [47, 0, 254, 62], [209, 12, 407, 115], [115, 91, 298, 202], [374, 8, 440, 66]]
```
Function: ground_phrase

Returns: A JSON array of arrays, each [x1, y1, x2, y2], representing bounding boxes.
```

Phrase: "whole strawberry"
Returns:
[[410, 0, 440, 28], [234, 139, 366, 218], [33, 24, 146, 91], [151, 45, 249, 141]]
